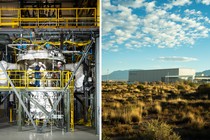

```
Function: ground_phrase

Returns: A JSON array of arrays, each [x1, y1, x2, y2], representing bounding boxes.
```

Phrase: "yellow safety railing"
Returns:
[[0, 8, 98, 28], [0, 70, 73, 90]]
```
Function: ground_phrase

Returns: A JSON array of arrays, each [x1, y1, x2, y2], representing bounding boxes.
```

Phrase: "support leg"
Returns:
[[70, 85, 74, 131], [64, 90, 70, 132], [18, 93, 22, 131]]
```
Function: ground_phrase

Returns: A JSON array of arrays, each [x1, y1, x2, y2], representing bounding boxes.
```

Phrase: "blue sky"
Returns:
[[102, 0, 210, 75]]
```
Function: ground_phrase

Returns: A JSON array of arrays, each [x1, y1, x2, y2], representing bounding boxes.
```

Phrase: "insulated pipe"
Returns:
[[0, 61, 20, 86], [64, 63, 84, 90], [0, 61, 20, 70], [7, 63, 20, 70]]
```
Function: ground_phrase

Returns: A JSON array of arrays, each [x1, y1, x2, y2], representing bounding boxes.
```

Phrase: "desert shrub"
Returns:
[[182, 112, 195, 123], [114, 124, 133, 135], [197, 84, 210, 92], [188, 82, 197, 88], [105, 83, 111, 86], [154, 102, 162, 114], [190, 116, 205, 129], [109, 112, 127, 124], [127, 107, 142, 124], [127, 97, 135, 102], [142, 120, 181, 140], [102, 109, 109, 121], [131, 113, 141, 123], [148, 102, 162, 114], [197, 84, 210, 99], [102, 132, 111, 140], [181, 112, 205, 129], [137, 84, 145, 91], [112, 102, 121, 109], [163, 108, 169, 114], [142, 109, 148, 116], [118, 115, 127, 124], [177, 84, 185, 90]]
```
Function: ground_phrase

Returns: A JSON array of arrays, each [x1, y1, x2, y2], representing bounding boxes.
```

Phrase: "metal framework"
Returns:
[[0, 39, 94, 132], [0, 0, 100, 134], [0, 8, 98, 28]]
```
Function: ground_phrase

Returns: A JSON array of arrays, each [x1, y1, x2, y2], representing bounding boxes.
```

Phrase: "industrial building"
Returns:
[[0, 0, 100, 140], [129, 68, 195, 83]]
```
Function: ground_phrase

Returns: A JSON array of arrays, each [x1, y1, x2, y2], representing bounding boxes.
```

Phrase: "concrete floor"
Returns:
[[0, 123, 99, 140]]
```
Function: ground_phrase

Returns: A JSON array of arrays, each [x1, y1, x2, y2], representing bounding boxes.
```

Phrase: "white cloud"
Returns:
[[145, 1, 156, 12], [102, 0, 210, 51], [185, 9, 202, 16], [102, 40, 119, 52], [119, 0, 145, 9], [164, 0, 192, 9], [157, 56, 198, 62], [115, 30, 124, 36], [172, 0, 192, 6], [197, 0, 210, 5], [103, 0, 117, 11]]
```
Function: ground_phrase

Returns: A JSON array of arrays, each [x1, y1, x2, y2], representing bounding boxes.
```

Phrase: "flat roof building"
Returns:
[[129, 68, 195, 82]]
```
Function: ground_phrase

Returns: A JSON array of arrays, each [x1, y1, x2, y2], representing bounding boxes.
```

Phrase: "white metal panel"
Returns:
[[179, 68, 195, 76]]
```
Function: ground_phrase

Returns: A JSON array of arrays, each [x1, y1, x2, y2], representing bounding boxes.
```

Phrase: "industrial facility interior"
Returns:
[[0, 0, 100, 139]]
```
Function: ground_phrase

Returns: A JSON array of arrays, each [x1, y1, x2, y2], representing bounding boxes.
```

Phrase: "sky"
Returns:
[[102, 0, 210, 75]]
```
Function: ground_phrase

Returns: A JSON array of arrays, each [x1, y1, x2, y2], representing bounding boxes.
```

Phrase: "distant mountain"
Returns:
[[102, 70, 129, 81], [196, 70, 210, 76]]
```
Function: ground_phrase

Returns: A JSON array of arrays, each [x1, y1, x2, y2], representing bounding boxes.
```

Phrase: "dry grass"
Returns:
[[102, 108, 109, 121], [102, 81, 210, 139], [181, 112, 206, 129], [130, 108, 142, 124], [143, 120, 181, 140], [154, 101, 162, 114]]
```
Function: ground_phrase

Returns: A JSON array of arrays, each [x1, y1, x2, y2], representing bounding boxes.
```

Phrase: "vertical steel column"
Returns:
[[90, 93, 93, 126], [64, 90, 70, 132], [84, 62, 88, 123], [95, 37, 100, 135], [9, 108, 13, 123], [97, 0, 100, 27], [76, 9, 78, 27], [18, 92, 22, 131], [70, 82, 74, 131], [6, 45, 8, 61], [0, 9, 1, 25]]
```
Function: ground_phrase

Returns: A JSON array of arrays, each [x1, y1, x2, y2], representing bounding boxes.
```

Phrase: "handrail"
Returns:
[[0, 8, 98, 28], [0, 70, 73, 89]]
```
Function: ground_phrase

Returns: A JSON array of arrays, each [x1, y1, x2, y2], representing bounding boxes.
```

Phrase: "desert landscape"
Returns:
[[102, 81, 210, 140]]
